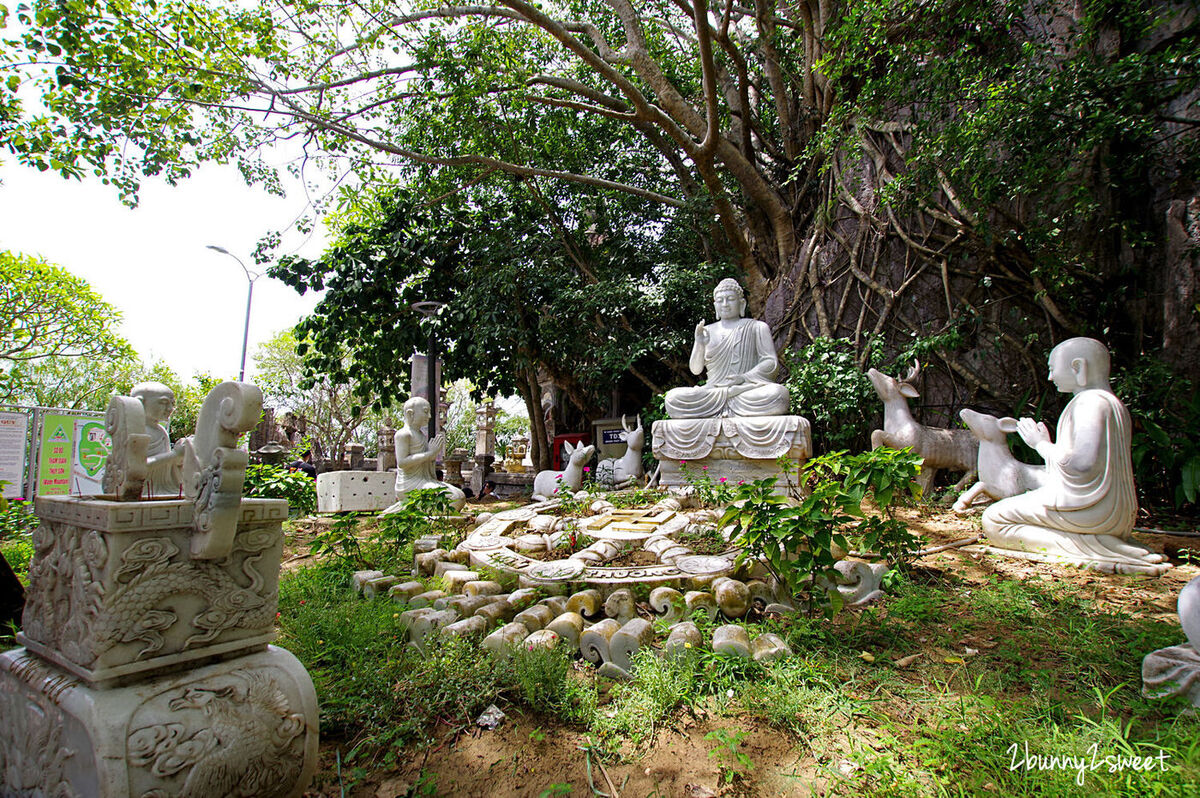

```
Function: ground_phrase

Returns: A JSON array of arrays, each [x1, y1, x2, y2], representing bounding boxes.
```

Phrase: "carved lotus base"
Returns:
[[21, 496, 288, 686], [0, 645, 318, 798], [652, 415, 812, 490]]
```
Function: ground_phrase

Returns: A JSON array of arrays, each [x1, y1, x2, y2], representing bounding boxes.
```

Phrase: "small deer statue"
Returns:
[[532, 440, 597, 501], [867, 361, 977, 495], [595, 415, 645, 490], [952, 408, 1047, 514]]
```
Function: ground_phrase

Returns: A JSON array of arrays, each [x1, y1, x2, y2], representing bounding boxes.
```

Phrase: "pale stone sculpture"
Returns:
[[653, 279, 810, 488], [1143, 576, 1200, 706], [595, 415, 645, 489], [177, 381, 264, 559], [102, 395, 150, 501], [867, 363, 977, 494], [664, 278, 790, 419], [132, 381, 184, 498], [1, 380, 318, 797], [531, 440, 596, 501], [953, 408, 1047, 513], [381, 396, 466, 513], [982, 337, 1169, 575]]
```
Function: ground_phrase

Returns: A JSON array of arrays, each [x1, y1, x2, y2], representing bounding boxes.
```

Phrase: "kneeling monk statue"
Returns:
[[982, 337, 1168, 575]]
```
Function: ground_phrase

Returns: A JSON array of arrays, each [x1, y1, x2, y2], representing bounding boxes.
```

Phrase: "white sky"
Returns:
[[0, 160, 330, 382]]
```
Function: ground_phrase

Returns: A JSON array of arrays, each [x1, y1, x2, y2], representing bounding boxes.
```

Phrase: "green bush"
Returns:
[[242, 463, 317, 516], [782, 337, 882, 453], [1113, 355, 1200, 509], [722, 448, 922, 615]]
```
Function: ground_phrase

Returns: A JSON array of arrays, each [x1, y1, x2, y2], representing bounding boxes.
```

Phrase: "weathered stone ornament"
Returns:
[[102, 395, 150, 501], [980, 338, 1169, 575], [1143, 576, 1200, 706], [867, 362, 977, 494], [532, 440, 596, 501], [652, 279, 811, 489], [0, 381, 319, 797], [178, 381, 264, 559], [953, 409, 1047, 513], [595, 415, 645, 489]]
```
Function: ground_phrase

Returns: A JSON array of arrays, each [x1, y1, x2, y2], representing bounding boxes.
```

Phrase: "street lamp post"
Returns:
[[205, 245, 263, 382], [411, 301, 445, 439]]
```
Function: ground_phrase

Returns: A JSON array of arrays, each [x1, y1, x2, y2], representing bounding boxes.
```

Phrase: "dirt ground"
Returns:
[[295, 504, 1200, 797]]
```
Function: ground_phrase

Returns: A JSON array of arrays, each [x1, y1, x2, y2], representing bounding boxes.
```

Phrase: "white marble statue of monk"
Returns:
[[381, 396, 465, 514], [982, 337, 1169, 575], [131, 381, 183, 497], [664, 278, 790, 419]]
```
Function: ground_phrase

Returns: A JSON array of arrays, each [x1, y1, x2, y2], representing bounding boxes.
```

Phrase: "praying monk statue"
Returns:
[[664, 278, 791, 419], [381, 396, 465, 514], [982, 337, 1169, 575]]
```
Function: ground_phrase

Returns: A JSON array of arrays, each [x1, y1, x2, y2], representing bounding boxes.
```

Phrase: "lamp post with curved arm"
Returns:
[[205, 245, 263, 382]]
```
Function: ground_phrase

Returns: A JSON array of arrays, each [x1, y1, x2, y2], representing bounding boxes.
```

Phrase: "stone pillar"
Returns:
[[443, 449, 466, 488], [471, 402, 498, 494], [0, 496, 319, 796], [346, 442, 365, 470], [377, 427, 397, 472]]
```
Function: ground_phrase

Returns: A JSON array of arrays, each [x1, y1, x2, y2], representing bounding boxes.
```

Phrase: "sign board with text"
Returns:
[[0, 411, 28, 498]]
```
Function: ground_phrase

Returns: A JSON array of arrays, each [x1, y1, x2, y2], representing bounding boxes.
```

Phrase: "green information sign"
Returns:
[[37, 413, 74, 496], [36, 412, 110, 496]]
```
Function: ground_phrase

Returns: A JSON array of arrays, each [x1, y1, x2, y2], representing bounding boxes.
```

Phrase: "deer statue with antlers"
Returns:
[[867, 362, 978, 496]]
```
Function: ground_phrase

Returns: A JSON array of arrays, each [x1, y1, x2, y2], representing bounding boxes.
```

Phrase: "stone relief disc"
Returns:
[[461, 534, 514, 551], [525, 559, 586, 581], [676, 555, 734, 576]]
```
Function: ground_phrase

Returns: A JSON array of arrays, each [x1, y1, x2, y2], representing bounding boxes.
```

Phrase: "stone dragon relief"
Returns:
[[178, 381, 264, 559], [127, 667, 308, 798], [22, 522, 279, 672]]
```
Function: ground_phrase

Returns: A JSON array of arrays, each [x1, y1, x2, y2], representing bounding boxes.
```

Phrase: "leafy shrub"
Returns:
[[722, 448, 922, 614], [782, 337, 882, 453], [1113, 356, 1200, 508], [680, 461, 737, 507], [0, 497, 38, 540], [242, 464, 317, 516], [310, 488, 454, 572]]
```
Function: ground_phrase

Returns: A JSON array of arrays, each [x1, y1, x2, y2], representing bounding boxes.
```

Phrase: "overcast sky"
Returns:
[[0, 159, 331, 382]]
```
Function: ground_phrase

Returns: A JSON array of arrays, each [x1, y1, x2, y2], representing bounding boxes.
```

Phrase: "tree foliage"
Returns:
[[3, 0, 1197, 413], [252, 328, 389, 463], [0, 251, 135, 402]]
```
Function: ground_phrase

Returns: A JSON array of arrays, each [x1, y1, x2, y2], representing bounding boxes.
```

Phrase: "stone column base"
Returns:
[[0, 645, 318, 797]]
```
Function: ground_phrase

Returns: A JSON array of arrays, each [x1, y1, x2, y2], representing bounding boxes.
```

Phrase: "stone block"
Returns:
[[442, 570, 481, 594], [0, 645, 317, 797], [363, 576, 398, 599], [20, 496, 287, 686], [434, 561, 468, 577], [315, 471, 396, 513], [388, 581, 426, 602]]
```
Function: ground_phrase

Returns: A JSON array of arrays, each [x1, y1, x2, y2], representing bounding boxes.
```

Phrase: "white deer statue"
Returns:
[[595, 415, 645, 490], [867, 362, 977, 495], [532, 440, 596, 501], [952, 409, 1048, 514]]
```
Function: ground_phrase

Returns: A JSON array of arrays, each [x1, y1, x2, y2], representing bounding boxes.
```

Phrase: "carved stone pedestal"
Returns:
[[1, 493, 319, 796], [20, 496, 288, 686], [0, 645, 318, 797], [652, 415, 812, 490]]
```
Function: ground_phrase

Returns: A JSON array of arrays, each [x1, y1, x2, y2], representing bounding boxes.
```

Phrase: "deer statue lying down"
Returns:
[[532, 440, 597, 501], [867, 361, 977, 496], [595, 415, 645, 490], [953, 408, 1048, 514]]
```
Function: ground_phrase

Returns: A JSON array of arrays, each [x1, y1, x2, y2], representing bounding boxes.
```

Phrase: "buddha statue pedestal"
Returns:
[[652, 415, 812, 490]]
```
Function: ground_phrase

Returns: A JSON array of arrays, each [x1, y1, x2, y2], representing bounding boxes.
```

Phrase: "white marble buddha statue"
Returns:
[[664, 278, 790, 419], [982, 337, 1168, 575]]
